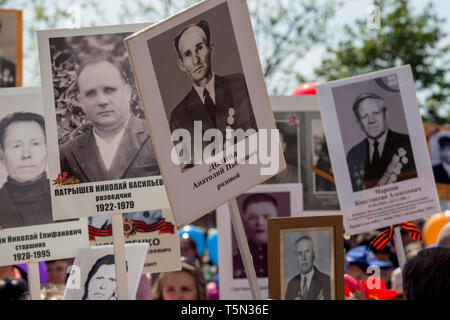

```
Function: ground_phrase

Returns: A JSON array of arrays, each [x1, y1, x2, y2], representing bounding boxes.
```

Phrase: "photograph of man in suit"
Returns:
[[285, 235, 331, 300], [170, 19, 257, 169], [233, 193, 278, 278], [0, 112, 53, 229], [59, 54, 160, 183], [346, 92, 417, 192], [433, 136, 450, 184]]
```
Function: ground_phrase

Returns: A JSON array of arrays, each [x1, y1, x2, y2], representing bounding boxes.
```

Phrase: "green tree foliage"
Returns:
[[1, 0, 337, 94], [314, 0, 450, 124]]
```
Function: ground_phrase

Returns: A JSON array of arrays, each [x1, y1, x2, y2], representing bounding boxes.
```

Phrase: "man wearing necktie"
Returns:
[[170, 19, 257, 171], [285, 235, 331, 300], [346, 92, 417, 192]]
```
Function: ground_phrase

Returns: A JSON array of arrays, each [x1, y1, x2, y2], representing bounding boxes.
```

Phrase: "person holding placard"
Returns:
[[0, 112, 53, 229], [170, 19, 257, 169], [285, 235, 331, 300], [346, 92, 417, 191], [59, 54, 160, 183]]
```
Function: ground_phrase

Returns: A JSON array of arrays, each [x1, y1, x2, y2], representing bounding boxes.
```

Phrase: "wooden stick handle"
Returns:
[[27, 261, 41, 300], [112, 213, 129, 300]]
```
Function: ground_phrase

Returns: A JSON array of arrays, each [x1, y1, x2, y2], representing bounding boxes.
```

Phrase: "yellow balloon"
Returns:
[[423, 213, 450, 246]]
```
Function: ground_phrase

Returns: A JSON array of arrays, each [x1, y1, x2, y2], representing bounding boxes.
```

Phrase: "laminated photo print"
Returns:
[[126, 0, 285, 227], [0, 87, 88, 266], [37, 24, 170, 221], [317, 66, 440, 235], [216, 183, 302, 299], [0, 9, 22, 87]]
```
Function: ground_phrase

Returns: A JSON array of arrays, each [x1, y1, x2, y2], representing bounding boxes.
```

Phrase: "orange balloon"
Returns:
[[423, 213, 450, 246]]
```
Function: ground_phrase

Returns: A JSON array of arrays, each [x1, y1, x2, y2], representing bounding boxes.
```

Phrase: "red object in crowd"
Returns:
[[344, 274, 398, 300], [290, 82, 319, 96]]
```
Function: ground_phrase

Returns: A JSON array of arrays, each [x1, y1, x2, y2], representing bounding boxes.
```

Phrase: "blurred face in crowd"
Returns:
[[295, 238, 315, 275], [243, 200, 278, 246], [177, 25, 213, 87], [87, 264, 117, 300], [162, 271, 198, 300], [0, 121, 47, 183], [356, 98, 387, 139], [46, 260, 70, 285], [78, 60, 131, 132], [180, 238, 198, 258]]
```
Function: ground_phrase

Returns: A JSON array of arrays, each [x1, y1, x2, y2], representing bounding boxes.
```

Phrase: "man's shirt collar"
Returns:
[[193, 74, 216, 105]]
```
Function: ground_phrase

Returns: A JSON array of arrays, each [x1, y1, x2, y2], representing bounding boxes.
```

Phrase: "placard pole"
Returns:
[[111, 213, 129, 300], [27, 261, 41, 300], [229, 198, 262, 300], [393, 226, 407, 269]]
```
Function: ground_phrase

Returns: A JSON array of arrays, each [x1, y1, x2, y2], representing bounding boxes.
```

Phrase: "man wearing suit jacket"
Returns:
[[433, 136, 450, 184], [346, 92, 417, 192], [170, 19, 257, 169], [285, 235, 331, 300], [60, 56, 160, 183]]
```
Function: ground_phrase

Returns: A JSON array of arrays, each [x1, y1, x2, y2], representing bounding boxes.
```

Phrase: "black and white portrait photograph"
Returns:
[[216, 183, 302, 300], [88, 209, 181, 274], [266, 114, 300, 184], [424, 124, 450, 201], [148, 3, 257, 171], [63, 243, 147, 300], [317, 66, 440, 235], [38, 24, 170, 221], [0, 9, 21, 88], [0, 87, 89, 266], [283, 229, 332, 300], [269, 96, 340, 212], [49, 32, 159, 183], [126, 0, 283, 228], [267, 215, 344, 300], [332, 74, 418, 192]]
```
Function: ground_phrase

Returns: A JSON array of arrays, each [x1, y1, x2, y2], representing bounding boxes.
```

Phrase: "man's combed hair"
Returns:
[[0, 112, 46, 149], [242, 193, 278, 213], [173, 19, 211, 59], [352, 92, 386, 119]]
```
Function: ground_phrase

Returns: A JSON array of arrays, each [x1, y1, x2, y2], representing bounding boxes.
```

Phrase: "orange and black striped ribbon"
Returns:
[[369, 222, 421, 251], [89, 218, 175, 240]]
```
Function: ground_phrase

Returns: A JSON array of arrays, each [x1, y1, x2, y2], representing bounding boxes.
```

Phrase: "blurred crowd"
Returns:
[[1, 212, 449, 300]]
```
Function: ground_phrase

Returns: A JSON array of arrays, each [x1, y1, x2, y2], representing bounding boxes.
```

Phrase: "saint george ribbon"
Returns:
[[369, 222, 421, 251]]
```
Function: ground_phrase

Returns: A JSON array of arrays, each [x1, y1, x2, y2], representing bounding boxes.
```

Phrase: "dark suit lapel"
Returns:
[[186, 88, 215, 131], [214, 75, 232, 135], [72, 131, 107, 182], [108, 116, 147, 180], [307, 267, 321, 300]]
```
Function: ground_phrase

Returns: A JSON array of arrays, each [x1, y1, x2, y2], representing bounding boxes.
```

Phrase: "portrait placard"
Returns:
[[268, 96, 340, 214], [88, 208, 181, 273], [424, 124, 450, 203], [126, 0, 285, 227], [63, 243, 148, 300], [217, 183, 302, 299], [0, 9, 22, 87], [317, 66, 440, 235], [267, 215, 344, 300], [37, 24, 170, 221], [0, 87, 89, 266]]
